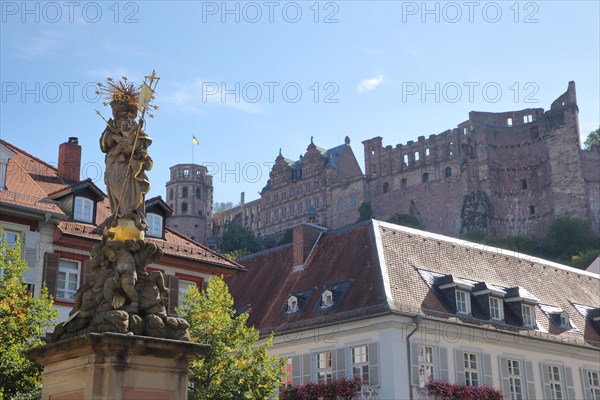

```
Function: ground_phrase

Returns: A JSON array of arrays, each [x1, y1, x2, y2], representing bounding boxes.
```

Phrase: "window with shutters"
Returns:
[[501, 357, 535, 400], [507, 359, 524, 400], [587, 370, 600, 400], [0, 230, 20, 278], [57, 259, 80, 302], [281, 358, 293, 386], [73, 196, 94, 223], [351, 345, 369, 382], [463, 352, 479, 386], [178, 279, 196, 306], [317, 351, 333, 383], [419, 346, 436, 387], [547, 365, 564, 400]]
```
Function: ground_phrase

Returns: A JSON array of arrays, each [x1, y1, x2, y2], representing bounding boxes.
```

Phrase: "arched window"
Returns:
[[287, 296, 298, 312], [183, 168, 190, 177], [181, 202, 188, 213], [321, 290, 333, 308], [182, 187, 188, 198], [422, 173, 429, 183], [445, 167, 452, 177]]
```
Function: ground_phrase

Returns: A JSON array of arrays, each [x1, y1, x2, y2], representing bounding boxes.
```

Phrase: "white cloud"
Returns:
[[162, 79, 261, 114], [12, 31, 62, 59], [357, 76, 384, 93]]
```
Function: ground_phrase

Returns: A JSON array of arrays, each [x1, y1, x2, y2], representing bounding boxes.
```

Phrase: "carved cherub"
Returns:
[[102, 242, 139, 311]]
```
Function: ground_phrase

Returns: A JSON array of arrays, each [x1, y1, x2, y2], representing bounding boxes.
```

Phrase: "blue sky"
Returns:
[[1, 1, 599, 204]]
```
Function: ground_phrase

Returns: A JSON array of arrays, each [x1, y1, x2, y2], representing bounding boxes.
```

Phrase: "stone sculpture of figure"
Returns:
[[102, 242, 139, 311], [100, 99, 153, 231]]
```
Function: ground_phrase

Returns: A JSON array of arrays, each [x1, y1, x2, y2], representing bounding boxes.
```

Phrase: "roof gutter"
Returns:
[[406, 314, 422, 400]]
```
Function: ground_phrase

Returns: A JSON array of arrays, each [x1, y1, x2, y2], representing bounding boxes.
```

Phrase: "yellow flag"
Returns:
[[192, 136, 200, 145], [138, 83, 154, 108]]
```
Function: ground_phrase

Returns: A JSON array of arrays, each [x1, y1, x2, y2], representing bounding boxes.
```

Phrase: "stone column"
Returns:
[[26, 333, 208, 400]]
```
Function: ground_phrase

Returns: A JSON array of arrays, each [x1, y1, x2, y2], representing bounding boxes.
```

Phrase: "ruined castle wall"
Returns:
[[480, 114, 555, 238], [364, 129, 470, 236], [582, 148, 600, 234]]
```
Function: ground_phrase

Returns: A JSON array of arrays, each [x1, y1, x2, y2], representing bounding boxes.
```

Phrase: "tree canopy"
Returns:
[[583, 127, 600, 149], [357, 202, 373, 223], [219, 223, 263, 255], [0, 234, 57, 399], [178, 276, 285, 400]]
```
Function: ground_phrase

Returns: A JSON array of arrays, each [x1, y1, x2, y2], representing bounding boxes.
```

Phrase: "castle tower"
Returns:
[[165, 164, 213, 244]]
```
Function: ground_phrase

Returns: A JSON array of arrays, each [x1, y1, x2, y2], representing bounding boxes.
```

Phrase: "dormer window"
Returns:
[[456, 290, 471, 314], [490, 297, 504, 320], [287, 296, 298, 313], [559, 312, 570, 328], [147, 213, 163, 238], [321, 290, 333, 308], [522, 304, 535, 327], [73, 196, 93, 223]]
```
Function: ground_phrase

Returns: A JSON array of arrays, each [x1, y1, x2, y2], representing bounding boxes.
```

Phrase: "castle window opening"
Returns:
[[524, 115, 533, 123], [521, 179, 527, 190], [529, 205, 535, 215], [383, 182, 389, 193], [422, 173, 429, 183], [507, 118, 513, 126], [181, 202, 188, 213], [371, 148, 375, 155], [183, 168, 190, 176], [169, 189, 173, 200], [414, 151, 420, 161], [403, 154, 409, 165], [464, 127, 469, 135], [196, 188, 202, 198], [445, 167, 452, 177], [182, 187, 188, 198], [425, 148, 430, 157]]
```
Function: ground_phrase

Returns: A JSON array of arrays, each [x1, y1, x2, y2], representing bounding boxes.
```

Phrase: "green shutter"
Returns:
[[368, 342, 380, 386]]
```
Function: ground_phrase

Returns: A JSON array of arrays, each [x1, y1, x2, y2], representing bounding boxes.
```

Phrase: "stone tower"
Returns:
[[165, 163, 213, 244]]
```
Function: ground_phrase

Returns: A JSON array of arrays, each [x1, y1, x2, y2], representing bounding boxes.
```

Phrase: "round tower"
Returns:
[[165, 164, 213, 244]]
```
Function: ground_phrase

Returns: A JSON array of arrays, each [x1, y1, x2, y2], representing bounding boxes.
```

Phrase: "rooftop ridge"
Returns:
[[373, 219, 600, 279]]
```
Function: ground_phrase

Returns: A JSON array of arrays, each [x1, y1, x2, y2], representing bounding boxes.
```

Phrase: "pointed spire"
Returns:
[[345, 135, 351, 145], [279, 148, 282, 156]]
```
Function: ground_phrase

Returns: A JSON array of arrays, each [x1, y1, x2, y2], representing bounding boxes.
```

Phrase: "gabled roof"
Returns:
[[0, 139, 244, 274], [1, 140, 65, 217], [227, 221, 387, 335], [229, 219, 600, 347]]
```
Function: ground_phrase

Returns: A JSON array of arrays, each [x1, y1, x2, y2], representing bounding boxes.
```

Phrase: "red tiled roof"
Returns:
[[1, 139, 244, 273], [227, 221, 387, 334]]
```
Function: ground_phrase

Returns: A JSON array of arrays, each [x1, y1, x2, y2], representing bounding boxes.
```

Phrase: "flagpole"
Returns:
[[192, 135, 195, 164]]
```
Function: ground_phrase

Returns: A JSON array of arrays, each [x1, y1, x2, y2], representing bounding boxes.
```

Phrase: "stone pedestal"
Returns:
[[26, 333, 209, 400]]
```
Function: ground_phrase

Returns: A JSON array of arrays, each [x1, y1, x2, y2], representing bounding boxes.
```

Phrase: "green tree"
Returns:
[[583, 127, 600, 149], [387, 214, 423, 229], [178, 276, 286, 400], [214, 201, 235, 214], [219, 223, 263, 254], [357, 202, 373, 222], [571, 249, 600, 270], [0, 234, 57, 399], [542, 217, 599, 263]]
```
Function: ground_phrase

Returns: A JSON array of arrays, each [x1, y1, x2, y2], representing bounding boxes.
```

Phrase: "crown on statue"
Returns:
[[96, 76, 158, 118], [96, 77, 140, 105]]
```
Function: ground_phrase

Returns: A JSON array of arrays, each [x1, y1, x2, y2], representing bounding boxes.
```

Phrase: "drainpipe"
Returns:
[[406, 315, 423, 400]]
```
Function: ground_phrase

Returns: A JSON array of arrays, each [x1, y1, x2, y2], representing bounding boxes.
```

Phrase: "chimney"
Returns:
[[58, 137, 81, 182], [292, 222, 326, 270]]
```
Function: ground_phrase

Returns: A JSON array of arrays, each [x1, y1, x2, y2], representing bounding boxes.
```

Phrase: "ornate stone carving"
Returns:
[[51, 73, 191, 342]]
